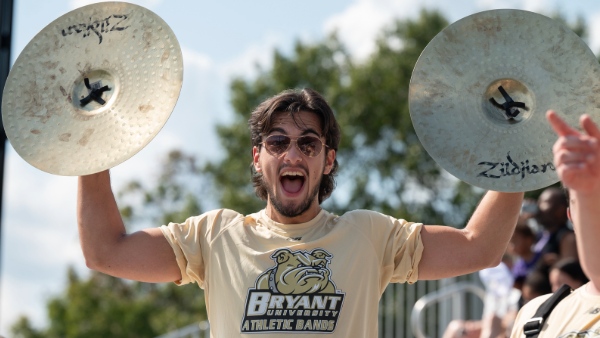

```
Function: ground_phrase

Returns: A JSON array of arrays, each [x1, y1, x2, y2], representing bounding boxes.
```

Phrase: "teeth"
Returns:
[[281, 171, 304, 177]]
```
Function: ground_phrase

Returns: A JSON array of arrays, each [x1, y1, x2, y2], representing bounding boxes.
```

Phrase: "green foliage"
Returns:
[[12, 150, 210, 337], [551, 12, 587, 40], [11, 268, 206, 338], [11, 317, 44, 338], [118, 150, 207, 228]]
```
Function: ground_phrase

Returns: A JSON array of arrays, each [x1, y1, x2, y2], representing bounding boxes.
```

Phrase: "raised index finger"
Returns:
[[580, 114, 600, 139], [546, 110, 580, 137]]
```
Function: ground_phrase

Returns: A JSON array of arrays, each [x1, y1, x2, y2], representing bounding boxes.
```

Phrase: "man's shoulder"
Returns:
[[512, 288, 585, 337], [191, 208, 245, 221], [338, 209, 390, 223], [342, 209, 417, 221], [519, 293, 553, 317], [511, 293, 553, 337], [183, 208, 246, 232], [336, 210, 419, 232]]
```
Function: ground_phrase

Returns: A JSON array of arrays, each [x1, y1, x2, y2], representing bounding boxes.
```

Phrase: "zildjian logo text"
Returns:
[[477, 152, 555, 180]]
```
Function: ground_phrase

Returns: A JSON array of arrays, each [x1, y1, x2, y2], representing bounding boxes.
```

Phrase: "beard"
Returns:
[[262, 176, 322, 219]]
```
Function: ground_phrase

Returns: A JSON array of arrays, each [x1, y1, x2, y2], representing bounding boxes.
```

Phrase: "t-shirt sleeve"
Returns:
[[160, 209, 243, 287], [388, 219, 424, 284], [348, 210, 424, 285], [160, 215, 206, 286]]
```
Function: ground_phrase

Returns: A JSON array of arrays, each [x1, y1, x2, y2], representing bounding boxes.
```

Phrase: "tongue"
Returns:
[[282, 177, 303, 193]]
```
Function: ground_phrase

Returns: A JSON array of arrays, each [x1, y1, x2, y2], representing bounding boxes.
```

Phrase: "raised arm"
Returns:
[[547, 110, 600, 290], [78, 170, 181, 283], [418, 190, 523, 280]]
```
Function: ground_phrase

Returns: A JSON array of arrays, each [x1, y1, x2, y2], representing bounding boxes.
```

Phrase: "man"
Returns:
[[78, 88, 523, 336], [532, 187, 578, 267], [510, 111, 600, 337]]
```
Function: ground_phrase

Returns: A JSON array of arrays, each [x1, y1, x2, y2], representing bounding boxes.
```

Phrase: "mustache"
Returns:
[[278, 163, 308, 174]]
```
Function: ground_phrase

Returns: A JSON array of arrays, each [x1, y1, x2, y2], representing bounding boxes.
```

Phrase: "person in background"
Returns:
[[532, 187, 578, 267], [442, 253, 521, 338], [549, 257, 588, 292], [520, 268, 551, 305], [508, 224, 541, 291], [510, 111, 600, 337]]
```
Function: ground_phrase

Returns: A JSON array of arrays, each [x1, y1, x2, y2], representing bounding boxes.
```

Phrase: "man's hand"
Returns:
[[547, 110, 600, 193], [548, 110, 600, 294]]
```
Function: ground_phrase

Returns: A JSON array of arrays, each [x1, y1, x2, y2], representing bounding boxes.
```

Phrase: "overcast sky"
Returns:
[[2, 0, 600, 334]]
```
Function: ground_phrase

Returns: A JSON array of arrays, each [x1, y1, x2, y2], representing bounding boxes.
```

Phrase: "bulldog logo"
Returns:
[[255, 248, 336, 294], [558, 329, 600, 338], [241, 248, 345, 333]]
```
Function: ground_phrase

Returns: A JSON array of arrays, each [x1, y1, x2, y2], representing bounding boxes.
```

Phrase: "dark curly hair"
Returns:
[[552, 258, 589, 286], [248, 88, 341, 204]]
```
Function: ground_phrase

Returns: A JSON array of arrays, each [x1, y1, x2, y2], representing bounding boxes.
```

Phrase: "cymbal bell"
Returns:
[[2, 1, 183, 176], [409, 9, 600, 192]]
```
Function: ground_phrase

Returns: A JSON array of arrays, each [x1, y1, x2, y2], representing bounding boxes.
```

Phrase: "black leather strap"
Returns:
[[523, 284, 572, 337]]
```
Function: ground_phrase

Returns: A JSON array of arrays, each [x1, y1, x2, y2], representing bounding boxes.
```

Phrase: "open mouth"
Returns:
[[280, 171, 305, 194]]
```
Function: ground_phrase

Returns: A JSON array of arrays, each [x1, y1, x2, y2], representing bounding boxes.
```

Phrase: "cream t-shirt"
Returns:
[[160, 208, 423, 337], [510, 283, 600, 337]]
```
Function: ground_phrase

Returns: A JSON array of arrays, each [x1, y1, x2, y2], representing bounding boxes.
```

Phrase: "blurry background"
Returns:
[[1, 0, 599, 336]]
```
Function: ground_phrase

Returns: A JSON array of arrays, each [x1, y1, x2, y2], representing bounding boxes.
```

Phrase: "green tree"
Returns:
[[11, 268, 206, 338], [118, 149, 207, 229], [12, 152, 209, 338]]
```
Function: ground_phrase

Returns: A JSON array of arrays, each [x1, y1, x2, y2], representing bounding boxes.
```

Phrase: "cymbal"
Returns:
[[2, 1, 183, 176], [409, 9, 600, 192]]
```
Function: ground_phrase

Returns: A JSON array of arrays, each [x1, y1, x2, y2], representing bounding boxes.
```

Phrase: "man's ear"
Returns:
[[567, 207, 571, 221], [323, 149, 336, 175], [252, 146, 261, 172]]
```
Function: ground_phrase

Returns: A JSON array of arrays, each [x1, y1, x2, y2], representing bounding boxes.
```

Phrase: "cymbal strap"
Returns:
[[489, 85, 526, 119], [80, 78, 110, 106]]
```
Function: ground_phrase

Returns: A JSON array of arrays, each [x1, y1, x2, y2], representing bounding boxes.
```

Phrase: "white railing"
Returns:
[[411, 281, 486, 338], [153, 321, 210, 338]]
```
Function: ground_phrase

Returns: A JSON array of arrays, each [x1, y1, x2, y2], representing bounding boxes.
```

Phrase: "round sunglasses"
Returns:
[[261, 135, 328, 157]]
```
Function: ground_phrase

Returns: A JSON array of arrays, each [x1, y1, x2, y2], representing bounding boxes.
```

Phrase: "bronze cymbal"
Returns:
[[2, 1, 183, 176], [409, 9, 600, 192]]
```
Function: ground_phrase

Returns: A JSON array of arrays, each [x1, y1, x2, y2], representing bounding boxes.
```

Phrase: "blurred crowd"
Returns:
[[443, 187, 588, 338]]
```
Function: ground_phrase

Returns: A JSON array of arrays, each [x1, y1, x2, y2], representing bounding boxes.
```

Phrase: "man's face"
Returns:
[[252, 111, 335, 223], [508, 232, 533, 257], [535, 190, 565, 229]]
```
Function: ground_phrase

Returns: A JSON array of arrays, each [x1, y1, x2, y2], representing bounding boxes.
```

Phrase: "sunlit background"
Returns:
[[2, 0, 600, 335]]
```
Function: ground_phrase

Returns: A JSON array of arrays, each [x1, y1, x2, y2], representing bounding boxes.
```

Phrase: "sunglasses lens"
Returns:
[[297, 136, 322, 157], [263, 135, 324, 157], [265, 135, 291, 155]]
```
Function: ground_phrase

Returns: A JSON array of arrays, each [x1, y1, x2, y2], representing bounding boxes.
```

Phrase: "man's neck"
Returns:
[[265, 204, 322, 224], [587, 282, 600, 296]]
